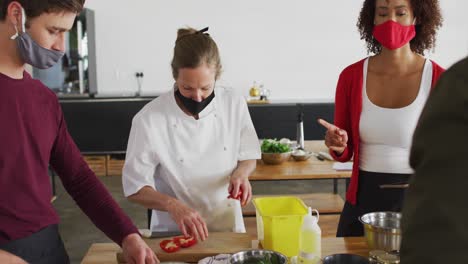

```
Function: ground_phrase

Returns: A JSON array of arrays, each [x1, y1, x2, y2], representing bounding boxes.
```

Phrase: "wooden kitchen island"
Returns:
[[81, 233, 368, 264]]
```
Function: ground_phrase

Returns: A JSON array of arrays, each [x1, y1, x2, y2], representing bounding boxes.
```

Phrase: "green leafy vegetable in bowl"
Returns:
[[261, 139, 291, 153]]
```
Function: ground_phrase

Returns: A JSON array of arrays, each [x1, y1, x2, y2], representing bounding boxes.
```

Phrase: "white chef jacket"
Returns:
[[122, 87, 261, 233]]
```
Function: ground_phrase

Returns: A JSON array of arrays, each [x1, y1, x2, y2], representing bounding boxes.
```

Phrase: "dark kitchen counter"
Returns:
[[59, 96, 334, 154]]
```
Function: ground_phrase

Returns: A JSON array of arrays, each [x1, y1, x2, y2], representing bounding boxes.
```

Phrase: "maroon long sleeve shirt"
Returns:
[[0, 71, 138, 246]]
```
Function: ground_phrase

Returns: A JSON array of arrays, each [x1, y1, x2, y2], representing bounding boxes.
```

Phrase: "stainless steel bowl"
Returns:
[[359, 212, 402, 252], [322, 254, 370, 264], [229, 250, 288, 264]]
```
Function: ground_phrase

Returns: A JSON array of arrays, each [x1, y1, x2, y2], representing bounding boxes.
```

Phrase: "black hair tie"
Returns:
[[197, 27, 210, 36], [176, 27, 210, 43]]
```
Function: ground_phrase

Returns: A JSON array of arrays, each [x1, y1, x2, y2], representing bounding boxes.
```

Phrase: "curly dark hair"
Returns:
[[357, 0, 443, 55]]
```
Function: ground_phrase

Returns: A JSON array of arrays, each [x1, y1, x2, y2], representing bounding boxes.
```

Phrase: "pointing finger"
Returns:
[[317, 118, 334, 130]]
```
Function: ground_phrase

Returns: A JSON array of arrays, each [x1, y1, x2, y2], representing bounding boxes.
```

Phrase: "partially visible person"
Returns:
[[400, 57, 468, 263], [0, 1, 158, 263], [123, 27, 260, 240], [317, 0, 444, 236]]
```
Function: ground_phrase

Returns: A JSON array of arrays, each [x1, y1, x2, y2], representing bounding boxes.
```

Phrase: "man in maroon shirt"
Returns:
[[0, 1, 159, 263]]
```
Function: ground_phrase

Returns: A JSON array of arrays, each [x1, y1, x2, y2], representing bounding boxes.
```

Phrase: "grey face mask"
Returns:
[[11, 8, 64, 69]]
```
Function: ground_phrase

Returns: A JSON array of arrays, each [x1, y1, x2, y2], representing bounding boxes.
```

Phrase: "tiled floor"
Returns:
[[52, 176, 346, 264]]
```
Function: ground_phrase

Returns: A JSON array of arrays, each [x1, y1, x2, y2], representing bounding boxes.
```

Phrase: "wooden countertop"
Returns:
[[81, 233, 368, 264], [250, 141, 351, 181]]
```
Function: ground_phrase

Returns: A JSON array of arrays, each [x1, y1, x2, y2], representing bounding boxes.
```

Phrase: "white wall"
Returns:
[[85, 1, 468, 100]]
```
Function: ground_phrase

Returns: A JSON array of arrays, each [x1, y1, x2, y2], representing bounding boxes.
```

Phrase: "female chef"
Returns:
[[122, 27, 261, 240]]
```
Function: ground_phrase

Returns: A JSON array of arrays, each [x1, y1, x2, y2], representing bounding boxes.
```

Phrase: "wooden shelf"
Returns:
[[106, 154, 125, 176], [83, 155, 107, 176], [83, 154, 125, 176]]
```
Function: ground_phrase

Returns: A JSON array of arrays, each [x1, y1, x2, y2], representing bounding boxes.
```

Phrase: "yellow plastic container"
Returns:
[[253, 196, 308, 257]]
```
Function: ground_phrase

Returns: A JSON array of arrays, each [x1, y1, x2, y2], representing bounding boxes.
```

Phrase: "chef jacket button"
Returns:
[[180, 158, 184, 163], [224, 147, 227, 151], [214, 114, 217, 118], [173, 124, 177, 128]]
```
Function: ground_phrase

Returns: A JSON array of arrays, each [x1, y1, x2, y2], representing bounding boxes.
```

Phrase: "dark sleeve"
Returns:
[[49, 101, 139, 246], [330, 70, 353, 162], [401, 58, 468, 263]]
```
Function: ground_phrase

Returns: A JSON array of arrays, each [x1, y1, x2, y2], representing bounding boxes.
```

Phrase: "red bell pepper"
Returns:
[[159, 239, 180, 253], [228, 190, 243, 200], [173, 236, 197, 248]]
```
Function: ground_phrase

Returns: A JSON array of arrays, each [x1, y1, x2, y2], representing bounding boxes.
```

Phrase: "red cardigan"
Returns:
[[331, 58, 445, 205]]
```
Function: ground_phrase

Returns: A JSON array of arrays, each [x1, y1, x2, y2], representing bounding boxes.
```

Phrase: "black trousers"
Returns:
[[337, 170, 410, 237], [0, 225, 69, 264]]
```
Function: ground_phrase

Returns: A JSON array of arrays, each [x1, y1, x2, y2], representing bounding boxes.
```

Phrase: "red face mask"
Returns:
[[373, 20, 416, 50]]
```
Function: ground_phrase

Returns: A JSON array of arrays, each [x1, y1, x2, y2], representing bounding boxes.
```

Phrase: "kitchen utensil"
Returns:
[[296, 104, 304, 150], [318, 151, 334, 161], [150, 231, 183, 238], [359, 212, 401, 252], [322, 253, 370, 264], [229, 250, 288, 264]]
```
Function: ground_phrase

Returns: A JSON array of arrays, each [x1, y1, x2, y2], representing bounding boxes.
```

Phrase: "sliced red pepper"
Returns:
[[159, 239, 180, 253], [228, 190, 243, 200], [173, 236, 197, 248]]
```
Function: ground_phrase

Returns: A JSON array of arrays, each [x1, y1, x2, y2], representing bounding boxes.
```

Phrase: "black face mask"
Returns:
[[175, 89, 215, 115]]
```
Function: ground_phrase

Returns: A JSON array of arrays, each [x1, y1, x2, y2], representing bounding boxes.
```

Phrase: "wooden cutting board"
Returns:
[[116, 232, 253, 263]]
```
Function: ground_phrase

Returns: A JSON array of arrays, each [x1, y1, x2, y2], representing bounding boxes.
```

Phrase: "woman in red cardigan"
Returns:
[[318, 0, 445, 237]]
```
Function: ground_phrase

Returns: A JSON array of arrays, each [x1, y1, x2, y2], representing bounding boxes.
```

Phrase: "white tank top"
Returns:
[[359, 58, 433, 174]]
